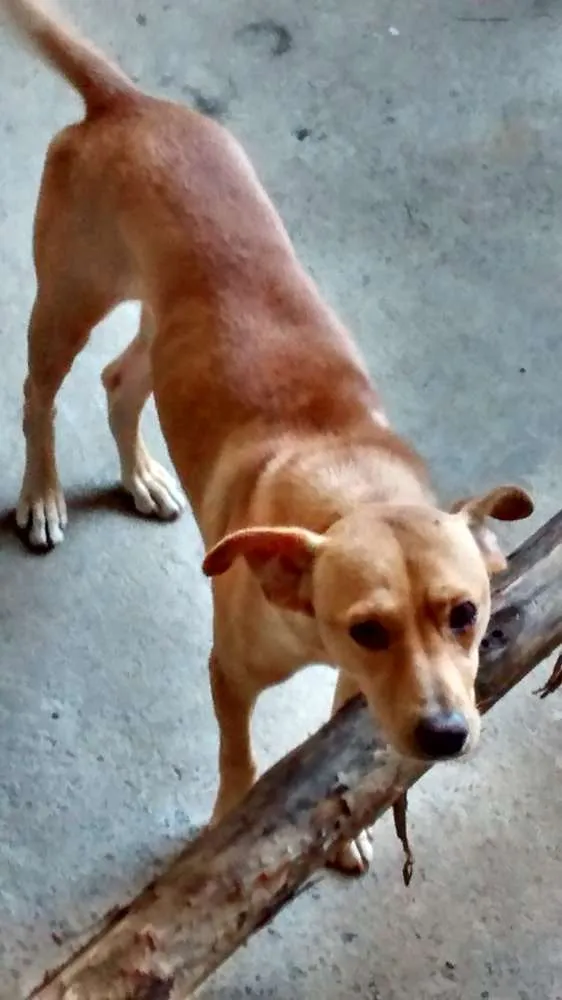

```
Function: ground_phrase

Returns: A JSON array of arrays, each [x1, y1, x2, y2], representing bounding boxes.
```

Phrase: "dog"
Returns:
[[3, 0, 533, 873]]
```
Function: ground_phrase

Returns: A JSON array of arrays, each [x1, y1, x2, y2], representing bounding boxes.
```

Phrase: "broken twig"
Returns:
[[534, 650, 562, 698], [392, 794, 414, 887]]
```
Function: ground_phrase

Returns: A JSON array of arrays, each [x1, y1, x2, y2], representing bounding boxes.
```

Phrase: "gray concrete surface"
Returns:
[[1, 0, 561, 996]]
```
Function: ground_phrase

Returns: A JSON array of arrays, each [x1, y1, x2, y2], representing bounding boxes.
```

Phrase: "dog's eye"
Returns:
[[349, 620, 390, 651], [449, 600, 477, 633]]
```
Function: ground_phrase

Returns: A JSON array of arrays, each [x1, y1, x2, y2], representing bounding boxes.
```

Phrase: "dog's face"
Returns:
[[308, 505, 498, 760], [203, 485, 532, 762]]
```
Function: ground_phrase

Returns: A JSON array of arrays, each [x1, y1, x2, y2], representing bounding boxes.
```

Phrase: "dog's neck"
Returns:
[[200, 419, 435, 548], [246, 427, 434, 536]]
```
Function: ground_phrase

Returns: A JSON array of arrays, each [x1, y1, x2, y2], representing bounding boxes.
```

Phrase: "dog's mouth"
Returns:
[[374, 732, 475, 765], [389, 723, 477, 764], [365, 697, 478, 763], [408, 743, 473, 765]]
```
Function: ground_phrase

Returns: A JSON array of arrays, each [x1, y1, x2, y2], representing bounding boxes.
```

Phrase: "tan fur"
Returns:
[[3, 0, 533, 874]]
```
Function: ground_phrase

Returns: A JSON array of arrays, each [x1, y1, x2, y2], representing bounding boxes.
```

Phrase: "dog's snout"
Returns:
[[414, 711, 469, 759]]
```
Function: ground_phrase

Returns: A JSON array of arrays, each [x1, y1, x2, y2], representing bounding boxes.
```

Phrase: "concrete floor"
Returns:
[[1, 0, 561, 996]]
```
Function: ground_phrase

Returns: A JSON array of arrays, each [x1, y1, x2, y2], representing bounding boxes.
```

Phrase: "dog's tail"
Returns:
[[1, 0, 139, 113]]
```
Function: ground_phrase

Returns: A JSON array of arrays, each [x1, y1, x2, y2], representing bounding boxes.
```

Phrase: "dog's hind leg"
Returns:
[[17, 286, 114, 551], [101, 306, 185, 521], [16, 129, 125, 550]]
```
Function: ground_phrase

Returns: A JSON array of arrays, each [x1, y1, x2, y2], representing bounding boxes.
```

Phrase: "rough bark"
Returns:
[[30, 510, 562, 1000]]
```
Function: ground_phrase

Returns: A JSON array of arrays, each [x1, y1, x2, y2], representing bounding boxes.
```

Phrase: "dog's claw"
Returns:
[[124, 459, 185, 521], [327, 831, 373, 877], [16, 489, 67, 551]]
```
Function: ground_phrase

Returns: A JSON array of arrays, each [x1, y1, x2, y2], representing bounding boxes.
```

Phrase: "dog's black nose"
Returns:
[[414, 711, 469, 759]]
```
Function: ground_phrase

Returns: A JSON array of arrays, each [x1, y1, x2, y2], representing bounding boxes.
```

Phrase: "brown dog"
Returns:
[[4, 0, 532, 872]]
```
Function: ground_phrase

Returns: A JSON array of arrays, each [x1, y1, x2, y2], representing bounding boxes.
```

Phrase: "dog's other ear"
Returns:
[[202, 526, 325, 614], [451, 485, 534, 575]]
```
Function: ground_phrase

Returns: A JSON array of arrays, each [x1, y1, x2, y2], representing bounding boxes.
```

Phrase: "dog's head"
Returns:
[[203, 484, 532, 762]]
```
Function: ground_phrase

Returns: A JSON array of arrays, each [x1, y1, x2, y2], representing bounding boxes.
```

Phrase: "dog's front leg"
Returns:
[[327, 670, 374, 876], [209, 650, 258, 825]]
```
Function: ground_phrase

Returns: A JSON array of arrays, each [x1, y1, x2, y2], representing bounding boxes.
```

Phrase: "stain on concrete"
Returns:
[[236, 19, 293, 57], [181, 85, 230, 121], [292, 126, 328, 142], [457, 15, 509, 22], [532, 0, 555, 15]]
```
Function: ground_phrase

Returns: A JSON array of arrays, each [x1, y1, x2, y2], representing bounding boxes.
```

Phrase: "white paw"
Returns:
[[123, 458, 185, 521], [16, 486, 67, 550], [328, 830, 373, 876]]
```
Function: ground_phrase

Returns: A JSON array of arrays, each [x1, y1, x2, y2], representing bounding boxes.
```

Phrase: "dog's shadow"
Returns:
[[68, 484, 147, 520]]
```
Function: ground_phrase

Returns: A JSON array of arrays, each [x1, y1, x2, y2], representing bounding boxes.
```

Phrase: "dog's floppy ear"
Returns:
[[202, 526, 325, 615], [451, 485, 533, 575]]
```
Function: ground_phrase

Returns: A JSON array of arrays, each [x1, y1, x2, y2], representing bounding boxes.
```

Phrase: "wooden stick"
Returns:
[[30, 510, 562, 1000]]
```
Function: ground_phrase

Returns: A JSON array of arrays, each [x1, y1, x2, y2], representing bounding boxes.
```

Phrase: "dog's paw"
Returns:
[[124, 458, 185, 521], [327, 831, 373, 877], [16, 486, 67, 551]]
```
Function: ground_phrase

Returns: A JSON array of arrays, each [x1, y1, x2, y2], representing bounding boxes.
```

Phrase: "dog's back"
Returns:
[[3, 0, 383, 524]]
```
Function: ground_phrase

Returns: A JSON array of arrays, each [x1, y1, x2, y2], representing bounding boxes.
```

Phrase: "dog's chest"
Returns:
[[247, 606, 329, 684]]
